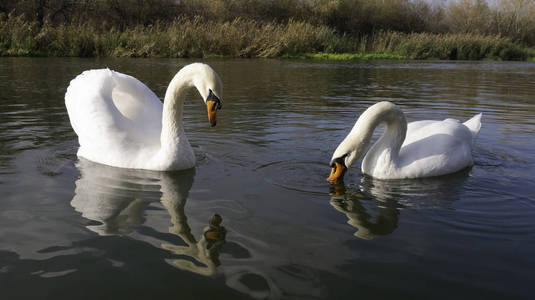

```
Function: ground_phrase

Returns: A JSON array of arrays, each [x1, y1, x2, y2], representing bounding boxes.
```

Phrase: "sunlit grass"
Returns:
[[0, 14, 533, 61], [282, 52, 407, 60], [362, 31, 530, 61], [527, 49, 535, 62]]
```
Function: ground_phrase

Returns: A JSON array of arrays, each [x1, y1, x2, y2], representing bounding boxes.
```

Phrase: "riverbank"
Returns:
[[1, 15, 533, 61]]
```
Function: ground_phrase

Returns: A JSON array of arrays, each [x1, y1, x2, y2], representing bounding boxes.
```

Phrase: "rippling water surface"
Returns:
[[1, 58, 534, 299]]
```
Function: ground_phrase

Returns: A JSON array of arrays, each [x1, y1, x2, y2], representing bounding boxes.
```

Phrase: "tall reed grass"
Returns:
[[362, 31, 528, 60], [0, 14, 532, 61], [0, 15, 354, 58]]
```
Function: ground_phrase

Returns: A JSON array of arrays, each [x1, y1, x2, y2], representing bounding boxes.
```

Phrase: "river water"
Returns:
[[1, 57, 534, 299]]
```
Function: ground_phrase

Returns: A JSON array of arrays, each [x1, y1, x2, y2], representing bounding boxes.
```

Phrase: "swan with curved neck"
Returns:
[[65, 63, 223, 171], [327, 101, 482, 182]]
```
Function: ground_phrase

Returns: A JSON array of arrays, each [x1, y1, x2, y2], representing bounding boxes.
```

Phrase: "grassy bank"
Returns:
[[282, 52, 407, 60], [1, 14, 533, 61], [365, 31, 531, 61]]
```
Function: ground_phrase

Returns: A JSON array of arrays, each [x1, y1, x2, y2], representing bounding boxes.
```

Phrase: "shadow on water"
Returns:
[[329, 169, 470, 240], [70, 159, 226, 276]]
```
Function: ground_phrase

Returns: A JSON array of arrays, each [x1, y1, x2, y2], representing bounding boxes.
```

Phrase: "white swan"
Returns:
[[327, 101, 482, 182], [65, 63, 223, 171]]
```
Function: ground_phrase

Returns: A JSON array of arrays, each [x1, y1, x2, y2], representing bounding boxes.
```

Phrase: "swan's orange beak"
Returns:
[[327, 161, 346, 184], [206, 100, 218, 127]]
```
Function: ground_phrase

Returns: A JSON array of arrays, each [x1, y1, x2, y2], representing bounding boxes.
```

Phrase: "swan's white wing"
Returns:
[[398, 119, 474, 177], [66, 70, 122, 148], [109, 71, 163, 134], [65, 69, 163, 165]]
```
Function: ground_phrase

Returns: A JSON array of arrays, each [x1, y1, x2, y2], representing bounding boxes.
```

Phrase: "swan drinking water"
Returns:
[[327, 101, 482, 182], [65, 63, 223, 171]]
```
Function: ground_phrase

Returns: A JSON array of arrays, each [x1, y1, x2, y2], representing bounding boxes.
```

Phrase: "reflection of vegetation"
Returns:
[[1, 0, 534, 60]]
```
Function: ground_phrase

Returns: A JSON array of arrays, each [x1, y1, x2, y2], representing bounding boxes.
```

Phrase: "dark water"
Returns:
[[1, 57, 534, 299]]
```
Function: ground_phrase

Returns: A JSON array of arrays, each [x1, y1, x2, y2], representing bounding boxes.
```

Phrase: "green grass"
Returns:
[[282, 52, 407, 60], [527, 49, 535, 62], [360, 31, 531, 61], [0, 14, 533, 61]]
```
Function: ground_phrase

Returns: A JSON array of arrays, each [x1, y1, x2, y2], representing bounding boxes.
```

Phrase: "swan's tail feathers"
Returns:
[[463, 113, 482, 142]]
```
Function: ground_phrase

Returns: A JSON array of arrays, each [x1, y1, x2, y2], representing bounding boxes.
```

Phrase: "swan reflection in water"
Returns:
[[70, 158, 226, 275], [330, 170, 470, 239], [329, 182, 399, 240], [161, 207, 226, 275]]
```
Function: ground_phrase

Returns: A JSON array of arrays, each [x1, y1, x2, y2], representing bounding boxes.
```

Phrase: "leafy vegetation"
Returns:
[[1, 0, 534, 60]]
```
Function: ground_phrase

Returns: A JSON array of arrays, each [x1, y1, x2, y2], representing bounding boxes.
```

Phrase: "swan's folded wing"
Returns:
[[400, 119, 475, 176], [109, 70, 163, 130], [65, 69, 163, 151], [65, 69, 125, 148]]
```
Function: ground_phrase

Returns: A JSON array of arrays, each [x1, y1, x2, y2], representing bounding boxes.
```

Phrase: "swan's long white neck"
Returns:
[[160, 68, 197, 154], [335, 102, 407, 175]]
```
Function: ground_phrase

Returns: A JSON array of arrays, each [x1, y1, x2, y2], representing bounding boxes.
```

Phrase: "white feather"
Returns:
[[331, 101, 482, 179], [65, 63, 223, 171]]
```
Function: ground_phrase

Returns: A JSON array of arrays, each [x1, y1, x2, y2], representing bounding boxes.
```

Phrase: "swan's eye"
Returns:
[[333, 155, 347, 168], [207, 89, 222, 110]]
